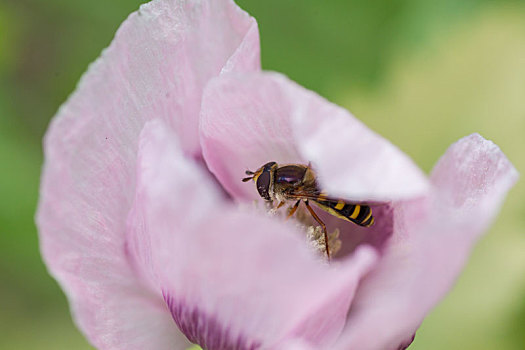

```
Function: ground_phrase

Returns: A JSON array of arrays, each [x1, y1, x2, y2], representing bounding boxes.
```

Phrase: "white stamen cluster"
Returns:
[[247, 200, 343, 260], [305, 226, 342, 260]]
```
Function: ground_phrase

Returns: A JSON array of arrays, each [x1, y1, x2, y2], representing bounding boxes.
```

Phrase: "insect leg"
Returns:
[[286, 200, 301, 220], [304, 200, 330, 259], [276, 201, 286, 210]]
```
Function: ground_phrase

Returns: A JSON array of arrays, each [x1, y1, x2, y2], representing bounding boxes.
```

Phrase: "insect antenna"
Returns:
[[242, 169, 255, 182]]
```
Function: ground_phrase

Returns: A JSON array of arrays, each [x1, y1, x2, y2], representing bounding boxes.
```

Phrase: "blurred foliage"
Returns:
[[0, 0, 524, 349]]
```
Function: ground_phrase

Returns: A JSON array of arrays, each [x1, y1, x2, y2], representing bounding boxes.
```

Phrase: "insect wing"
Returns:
[[283, 186, 325, 201]]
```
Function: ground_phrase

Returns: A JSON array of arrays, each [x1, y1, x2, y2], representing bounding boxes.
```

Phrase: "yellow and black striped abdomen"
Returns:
[[313, 199, 374, 227]]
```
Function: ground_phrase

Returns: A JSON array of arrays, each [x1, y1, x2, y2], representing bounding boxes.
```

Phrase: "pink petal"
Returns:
[[334, 134, 518, 350], [200, 72, 428, 202], [277, 339, 316, 350], [37, 0, 258, 348], [200, 72, 303, 201], [38, 140, 190, 350], [128, 121, 379, 348], [126, 120, 224, 289]]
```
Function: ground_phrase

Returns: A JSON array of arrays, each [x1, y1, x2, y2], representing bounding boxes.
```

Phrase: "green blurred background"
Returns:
[[1, 0, 524, 348]]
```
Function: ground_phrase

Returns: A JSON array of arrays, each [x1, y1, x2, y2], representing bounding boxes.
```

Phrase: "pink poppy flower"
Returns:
[[36, 1, 518, 349]]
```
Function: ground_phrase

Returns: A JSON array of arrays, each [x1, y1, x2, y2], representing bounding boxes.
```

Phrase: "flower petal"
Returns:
[[37, 0, 257, 348], [125, 119, 224, 289], [129, 121, 379, 348], [278, 339, 316, 350], [200, 72, 428, 201], [200, 72, 303, 201], [333, 134, 518, 350], [37, 130, 191, 350]]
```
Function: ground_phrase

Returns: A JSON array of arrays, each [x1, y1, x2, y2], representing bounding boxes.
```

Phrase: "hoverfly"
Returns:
[[242, 161, 374, 258]]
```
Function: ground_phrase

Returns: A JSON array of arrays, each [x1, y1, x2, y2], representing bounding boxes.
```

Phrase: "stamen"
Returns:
[[306, 226, 341, 259], [244, 201, 343, 261]]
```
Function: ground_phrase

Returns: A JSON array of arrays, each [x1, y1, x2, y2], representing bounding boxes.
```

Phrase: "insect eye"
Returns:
[[263, 161, 276, 171], [256, 170, 272, 201]]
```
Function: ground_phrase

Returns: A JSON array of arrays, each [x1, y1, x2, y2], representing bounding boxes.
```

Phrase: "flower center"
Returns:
[[254, 201, 343, 260], [284, 204, 343, 259]]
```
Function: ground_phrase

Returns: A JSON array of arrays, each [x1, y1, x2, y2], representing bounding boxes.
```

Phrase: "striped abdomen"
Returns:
[[313, 199, 374, 227]]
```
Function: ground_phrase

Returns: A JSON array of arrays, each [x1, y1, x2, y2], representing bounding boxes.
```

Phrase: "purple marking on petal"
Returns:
[[164, 291, 261, 350], [397, 333, 416, 350]]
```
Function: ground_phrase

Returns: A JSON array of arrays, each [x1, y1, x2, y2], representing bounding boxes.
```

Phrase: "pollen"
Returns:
[[289, 205, 342, 260], [305, 226, 342, 259], [248, 200, 343, 261]]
